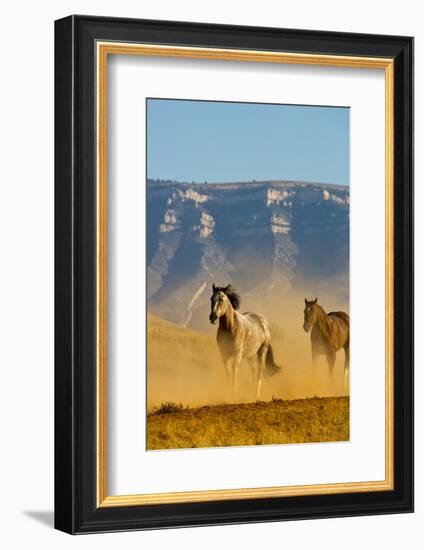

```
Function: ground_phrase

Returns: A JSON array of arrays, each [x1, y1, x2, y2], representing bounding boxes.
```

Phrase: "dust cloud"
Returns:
[[147, 286, 349, 410]]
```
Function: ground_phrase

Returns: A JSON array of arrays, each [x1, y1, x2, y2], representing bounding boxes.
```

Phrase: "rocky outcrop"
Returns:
[[147, 180, 349, 328]]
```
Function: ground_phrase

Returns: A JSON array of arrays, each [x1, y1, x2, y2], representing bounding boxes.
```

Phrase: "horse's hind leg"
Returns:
[[255, 345, 267, 400], [343, 345, 350, 392]]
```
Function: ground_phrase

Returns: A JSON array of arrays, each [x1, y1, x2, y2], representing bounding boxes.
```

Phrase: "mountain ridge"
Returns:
[[147, 179, 349, 330], [147, 178, 348, 190]]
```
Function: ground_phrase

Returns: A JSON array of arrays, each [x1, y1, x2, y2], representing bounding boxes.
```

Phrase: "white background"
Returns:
[[108, 57, 386, 495], [0, 0, 420, 548]]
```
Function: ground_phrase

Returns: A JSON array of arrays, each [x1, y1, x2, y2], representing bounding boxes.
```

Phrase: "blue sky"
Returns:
[[147, 99, 349, 186]]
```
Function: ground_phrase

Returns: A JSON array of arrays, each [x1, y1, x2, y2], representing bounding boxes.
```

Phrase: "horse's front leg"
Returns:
[[221, 354, 231, 380], [247, 357, 257, 384], [218, 346, 232, 381], [311, 341, 318, 369], [326, 349, 336, 380], [224, 359, 232, 380]]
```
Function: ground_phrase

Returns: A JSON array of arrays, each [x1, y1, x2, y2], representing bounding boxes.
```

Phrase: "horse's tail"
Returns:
[[265, 344, 281, 377]]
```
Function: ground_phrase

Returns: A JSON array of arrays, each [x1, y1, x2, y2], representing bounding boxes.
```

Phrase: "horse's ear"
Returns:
[[304, 298, 308, 305], [313, 297, 318, 304], [212, 282, 216, 291]]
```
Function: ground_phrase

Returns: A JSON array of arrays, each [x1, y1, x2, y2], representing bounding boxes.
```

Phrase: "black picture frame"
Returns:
[[55, 15, 414, 534]]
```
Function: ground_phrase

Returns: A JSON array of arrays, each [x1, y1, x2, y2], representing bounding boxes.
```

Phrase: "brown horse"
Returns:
[[209, 284, 281, 399], [303, 298, 350, 387]]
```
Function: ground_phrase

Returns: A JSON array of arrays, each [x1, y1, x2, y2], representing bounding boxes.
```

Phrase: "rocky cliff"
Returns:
[[147, 179, 349, 329]]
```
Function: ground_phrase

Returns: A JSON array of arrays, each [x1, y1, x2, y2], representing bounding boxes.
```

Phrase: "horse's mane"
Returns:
[[215, 284, 241, 310]]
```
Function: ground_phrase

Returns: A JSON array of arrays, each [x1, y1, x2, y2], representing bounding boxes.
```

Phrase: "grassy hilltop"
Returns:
[[147, 396, 349, 450]]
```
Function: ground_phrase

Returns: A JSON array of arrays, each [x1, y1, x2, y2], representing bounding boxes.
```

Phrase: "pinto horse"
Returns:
[[209, 284, 281, 399]]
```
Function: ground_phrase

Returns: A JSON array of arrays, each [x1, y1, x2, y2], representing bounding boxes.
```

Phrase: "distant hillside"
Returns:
[[147, 314, 223, 408], [147, 313, 216, 357], [147, 179, 349, 329]]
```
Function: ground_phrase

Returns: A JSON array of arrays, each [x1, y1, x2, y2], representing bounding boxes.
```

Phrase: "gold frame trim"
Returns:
[[96, 42, 395, 508]]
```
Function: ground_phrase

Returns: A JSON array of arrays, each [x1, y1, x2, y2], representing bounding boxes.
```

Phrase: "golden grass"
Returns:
[[147, 396, 349, 450]]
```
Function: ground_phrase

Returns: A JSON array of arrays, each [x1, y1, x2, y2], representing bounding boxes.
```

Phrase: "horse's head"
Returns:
[[303, 297, 318, 332], [209, 283, 239, 324], [209, 284, 228, 324]]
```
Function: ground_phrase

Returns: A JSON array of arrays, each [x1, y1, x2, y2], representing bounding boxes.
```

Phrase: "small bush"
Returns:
[[152, 401, 187, 415]]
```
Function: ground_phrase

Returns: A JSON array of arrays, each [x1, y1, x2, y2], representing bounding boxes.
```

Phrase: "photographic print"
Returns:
[[146, 98, 350, 451]]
